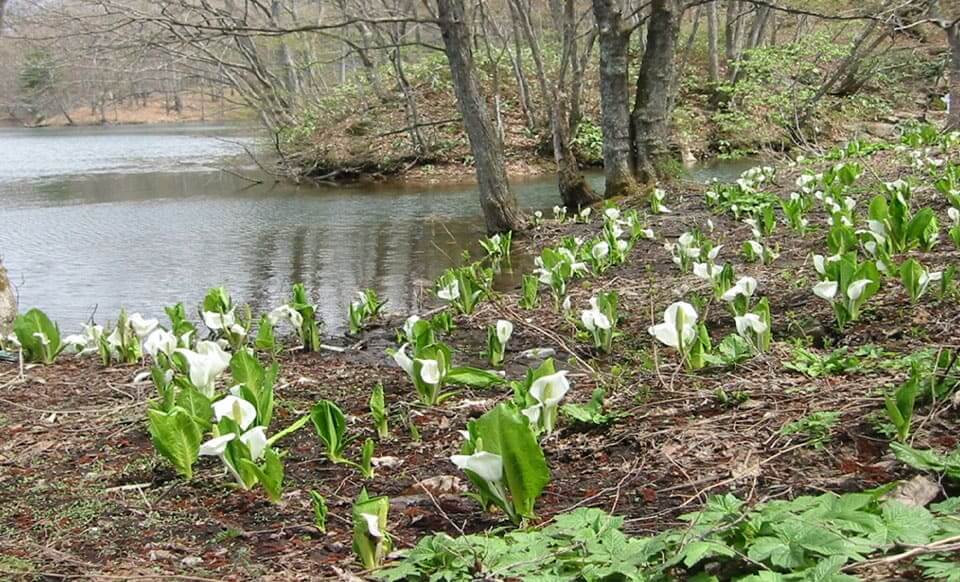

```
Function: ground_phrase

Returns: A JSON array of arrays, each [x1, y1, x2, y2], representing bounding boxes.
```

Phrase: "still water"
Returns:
[[0, 124, 753, 333]]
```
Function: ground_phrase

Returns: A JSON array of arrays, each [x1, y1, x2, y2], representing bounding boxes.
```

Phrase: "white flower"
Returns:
[[202, 309, 236, 331], [144, 329, 177, 358], [813, 281, 839, 301], [735, 313, 768, 336], [920, 270, 943, 289], [437, 281, 460, 301], [561, 295, 572, 313], [521, 404, 542, 424], [642, 228, 655, 239], [604, 208, 620, 220], [451, 450, 504, 483], [418, 359, 441, 385], [812, 254, 826, 275], [722, 277, 758, 302], [708, 245, 723, 260], [267, 305, 303, 328], [534, 210, 543, 219], [591, 241, 609, 260], [529, 371, 570, 408], [239, 425, 268, 460], [581, 302, 611, 331], [580, 207, 592, 219], [746, 240, 764, 255], [213, 395, 257, 430], [693, 262, 722, 281], [648, 302, 698, 349], [496, 320, 513, 344], [199, 433, 236, 457], [229, 323, 246, 338], [391, 344, 414, 375], [174, 340, 231, 397], [949, 207, 960, 225], [846, 279, 872, 301], [361, 513, 383, 538], [128, 313, 159, 338]]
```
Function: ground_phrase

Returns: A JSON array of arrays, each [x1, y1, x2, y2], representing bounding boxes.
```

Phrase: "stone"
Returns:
[[0, 261, 16, 336]]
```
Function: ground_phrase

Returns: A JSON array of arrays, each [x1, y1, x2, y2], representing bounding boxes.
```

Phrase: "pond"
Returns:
[[0, 124, 755, 333]]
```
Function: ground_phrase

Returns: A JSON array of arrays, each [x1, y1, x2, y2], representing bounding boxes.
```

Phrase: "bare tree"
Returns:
[[436, 0, 526, 232]]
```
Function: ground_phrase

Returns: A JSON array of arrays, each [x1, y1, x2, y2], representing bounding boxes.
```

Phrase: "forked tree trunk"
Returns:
[[437, 0, 526, 233], [592, 0, 642, 198], [631, 0, 681, 182]]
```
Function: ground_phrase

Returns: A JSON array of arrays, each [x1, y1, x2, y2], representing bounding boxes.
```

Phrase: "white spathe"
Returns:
[[213, 395, 258, 430], [418, 359, 441, 385], [391, 344, 414, 375], [239, 426, 268, 460], [128, 313, 160, 338], [175, 340, 231, 397], [496, 320, 513, 344], [202, 309, 236, 331], [722, 277, 758, 302], [592, 241, 609, 260], [846, 279, 872, 301], [530, 371, 570, 407], [437, 281, 460, 301], [648, 302, 698, 349], [450, 450, 504, 482], [813, 280, 839, 301], [267, 305, 304, 329], [361, 513, 383, 539], [735, 313, 768, 336], [144, 329, 177, 358], [199, 433, 236, 457]]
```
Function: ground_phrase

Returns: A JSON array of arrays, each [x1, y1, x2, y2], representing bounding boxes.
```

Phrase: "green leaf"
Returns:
[[310, 490, 328, 532], [891, 443, 947, 472], [353, 490, 391, 570], [470, 403, 550, 520], [311, 400, 350, 461], [147, 407, 201, 479], [174, 385, 213, 430], [13, 308, 63, 364], [446, 366, 504, 388], [231, 350, 276, 427], [882, 500, 936, 544], [241, 447, 284, 503]]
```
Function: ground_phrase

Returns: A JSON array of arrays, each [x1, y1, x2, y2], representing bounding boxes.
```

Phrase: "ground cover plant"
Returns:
[[1, 125, 960, 580]]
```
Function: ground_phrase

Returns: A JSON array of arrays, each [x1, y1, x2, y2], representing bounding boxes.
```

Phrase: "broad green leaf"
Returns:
[[446, 366, 504, 388], [471, 403, 550, 520], [147, 407, 201, 479], [13, 308, 63, 364], [241, 447, 284, 503]]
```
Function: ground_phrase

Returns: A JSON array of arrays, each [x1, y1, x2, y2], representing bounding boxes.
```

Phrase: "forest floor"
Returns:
[[1, 133, 959, 580], [2, 94, 249, 128]]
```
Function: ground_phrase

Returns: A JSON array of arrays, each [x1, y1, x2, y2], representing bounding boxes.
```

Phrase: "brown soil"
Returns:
[[0, 147, 958, 580]]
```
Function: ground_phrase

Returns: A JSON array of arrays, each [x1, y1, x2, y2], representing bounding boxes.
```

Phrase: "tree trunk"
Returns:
[[436, 0, 526, 233], [948, 22, 960, 130], [591, 0, 641, 198], [512, 0, 599, 207], [706, 1, 720, 84], [725, 0, 744, 82], [631, 0, 681, 182]]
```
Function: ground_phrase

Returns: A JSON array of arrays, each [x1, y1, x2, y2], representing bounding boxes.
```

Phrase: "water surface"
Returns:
[[0, 124, 750, 334]]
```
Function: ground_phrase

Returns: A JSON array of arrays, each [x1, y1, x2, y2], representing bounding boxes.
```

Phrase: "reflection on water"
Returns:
[[0, 124, 754, 334]]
